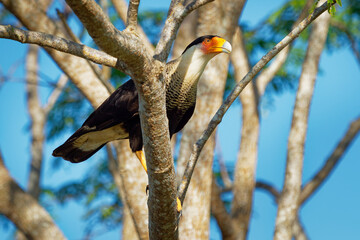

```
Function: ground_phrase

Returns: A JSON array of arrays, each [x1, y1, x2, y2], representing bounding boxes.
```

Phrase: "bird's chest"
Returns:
[[165, 76, 197, 110]]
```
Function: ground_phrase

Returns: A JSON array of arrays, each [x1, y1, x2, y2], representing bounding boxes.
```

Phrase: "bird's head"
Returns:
[[182, 35, 232, 56], [173, 35, 232, 86]]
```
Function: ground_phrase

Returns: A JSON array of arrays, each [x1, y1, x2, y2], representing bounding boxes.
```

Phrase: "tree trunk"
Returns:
[[274, 2, 330, 239], [177, 1, 245, 238]]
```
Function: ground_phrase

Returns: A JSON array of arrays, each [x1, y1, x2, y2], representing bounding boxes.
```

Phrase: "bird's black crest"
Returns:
[[182, 35, 219, 54]]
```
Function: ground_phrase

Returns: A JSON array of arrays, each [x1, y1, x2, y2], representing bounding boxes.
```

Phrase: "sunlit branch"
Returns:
[[0, 25, 129, 72], [178, 0, 333, 203], [127, 0, 140, 30]]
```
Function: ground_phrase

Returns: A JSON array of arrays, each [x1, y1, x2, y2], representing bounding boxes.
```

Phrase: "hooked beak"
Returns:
[[208, 37, 232, 54]]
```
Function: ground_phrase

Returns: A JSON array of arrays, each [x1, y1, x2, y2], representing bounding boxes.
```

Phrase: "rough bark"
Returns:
[[230, 27, 259, 240], [0, 151, 66, 240], [176, 1, 245, 239], [273, 2, 330, 239], [106, 142, 148, 240]]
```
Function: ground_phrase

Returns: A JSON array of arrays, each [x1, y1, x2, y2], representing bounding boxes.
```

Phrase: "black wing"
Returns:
[[52, 79, 139, 163]]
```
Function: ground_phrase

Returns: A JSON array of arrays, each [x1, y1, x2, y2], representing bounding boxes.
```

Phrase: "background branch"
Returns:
[[178, 1, 333, 203], [0, 150, 66, 240], [300, 116, 360, 204], [274, 1, 330, 238], [0, 24, 127, 73], [153, 0, 214, 62]]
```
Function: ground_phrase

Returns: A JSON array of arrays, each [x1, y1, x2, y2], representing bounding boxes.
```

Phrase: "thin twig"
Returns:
[[178, 1, 333, 202], [300, 116, 360, 204], [43, 74, 68, 114], [256, 0, 314, 96], [57, 9, 114, 93]]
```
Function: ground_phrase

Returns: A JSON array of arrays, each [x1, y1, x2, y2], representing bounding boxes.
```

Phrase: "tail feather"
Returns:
[[52, 139, 105, 163]]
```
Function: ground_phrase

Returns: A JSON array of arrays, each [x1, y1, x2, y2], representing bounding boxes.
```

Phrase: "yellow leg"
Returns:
[[135, 150, 182, 212]]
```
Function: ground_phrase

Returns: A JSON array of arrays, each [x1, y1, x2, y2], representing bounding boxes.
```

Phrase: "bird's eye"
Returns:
[[205, 39, 211, 43]]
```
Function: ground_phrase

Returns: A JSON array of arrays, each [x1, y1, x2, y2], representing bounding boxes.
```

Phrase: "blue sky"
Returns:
[[1, 0, 360, 239]]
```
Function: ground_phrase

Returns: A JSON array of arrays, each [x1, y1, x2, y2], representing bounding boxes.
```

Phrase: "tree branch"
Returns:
[[0, 25, 129, 72], [111, 0, 154, 52], [274, 1, 330, 238], [1, 0, 109, 108], [211, 178, 235, 240], [0, 150, 66, 240], [178, 0, 333, 203], [153, 0, 214, 62], [127, 0, 140, 30], [44, 74, 69, 115], [300, 116, 360, 204], [255, 0, 314, 96], [255, 181, 309, 240], [65, 0, 151, 79]]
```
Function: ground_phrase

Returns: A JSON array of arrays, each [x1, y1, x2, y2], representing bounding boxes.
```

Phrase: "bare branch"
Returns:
[[274, 1, 330, 239], [65, 0, 151, 79], [255, 182, 309, 240], [178, 0, 333, 202], [111, 0, 154, 52], [300, 116, 360, 204], [127, 0, 140, 30], [0, 25, 129, 72], [1, 0, 109, 108], [56, 9, 81, 44], [44, 74, 69, 114], [0, 150, 66, 240], [256, 181, 281, 201], [230, 25, 258, 240], [256, 0, 314, 96], [25, 45, 45, 200], [154, 0, 214, 62], [211, 178, 235, 240]]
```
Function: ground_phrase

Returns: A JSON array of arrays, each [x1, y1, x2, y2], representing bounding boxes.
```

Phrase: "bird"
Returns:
[[53, 35, 232, 211]]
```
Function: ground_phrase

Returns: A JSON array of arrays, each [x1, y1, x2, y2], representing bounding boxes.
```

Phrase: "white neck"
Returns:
[[176, 46, 215, 85]]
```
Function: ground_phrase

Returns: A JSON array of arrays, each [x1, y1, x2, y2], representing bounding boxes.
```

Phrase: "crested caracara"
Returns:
[[53, 35, 232, 211]]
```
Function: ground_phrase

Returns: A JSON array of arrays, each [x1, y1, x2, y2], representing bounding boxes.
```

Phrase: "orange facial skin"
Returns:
[[201, 36, 229, 54]]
